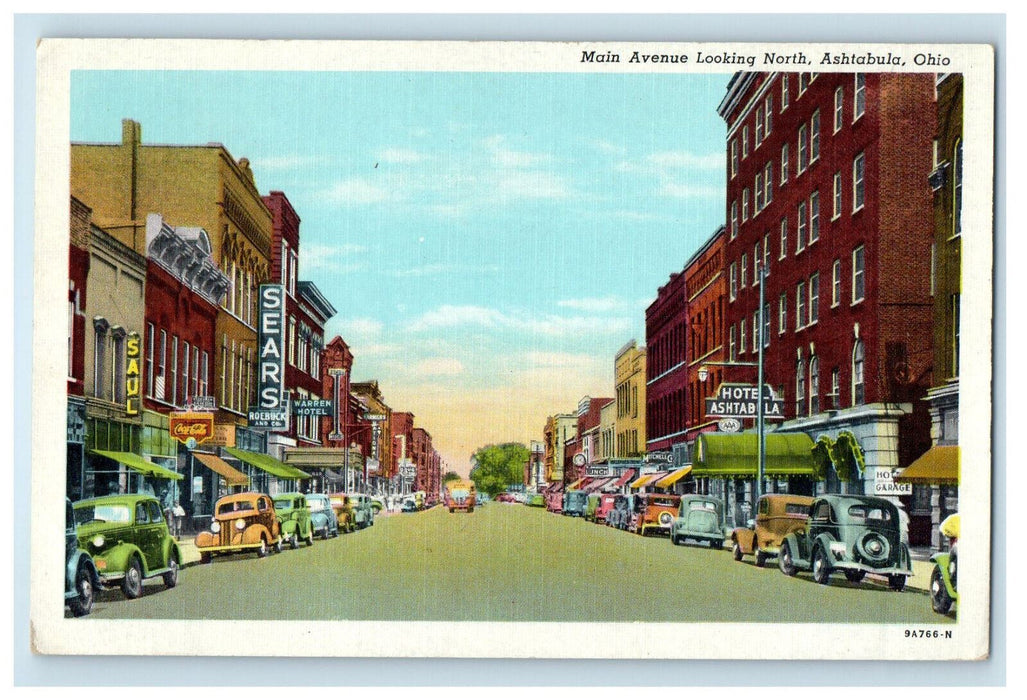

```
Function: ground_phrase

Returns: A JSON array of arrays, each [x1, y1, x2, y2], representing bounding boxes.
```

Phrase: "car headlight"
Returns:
[[91, 534, 105, 548], [211, 521, 221, 533], [829, 541, 847, 557], [235, 518, 246, 531]]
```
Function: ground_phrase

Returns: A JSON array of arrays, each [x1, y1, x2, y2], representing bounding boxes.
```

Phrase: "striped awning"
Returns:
[[224, 447, 310, 480], [585, 477, 612, 493], [655, 466, 693, 489], [630, 471, 668, 489], [192, 452, 249, 487], [89, 450, 183, 481], [609, 469, 637, 490], [566, 478, 587, 490]]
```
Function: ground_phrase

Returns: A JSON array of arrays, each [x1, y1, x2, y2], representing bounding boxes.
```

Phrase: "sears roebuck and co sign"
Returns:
[[248, 284, 289, 430]]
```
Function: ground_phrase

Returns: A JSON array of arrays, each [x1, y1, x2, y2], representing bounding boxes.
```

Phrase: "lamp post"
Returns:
[[698, 263, 768, 505]]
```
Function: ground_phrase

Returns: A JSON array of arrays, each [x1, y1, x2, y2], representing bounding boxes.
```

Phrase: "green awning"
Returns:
[[89, 450, 184, 481], [224, 447, 310, 480], [692, 433, 818, 478]]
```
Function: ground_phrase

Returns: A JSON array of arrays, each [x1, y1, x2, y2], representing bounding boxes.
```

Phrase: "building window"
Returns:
[[280, 240, 289, 285], [796, 358, 806, 416], [781, 74, 789, 109], [798, 124, 809, 173], [93, 319, 108, 400], [753, 242, 761, 284], [852, 340, 865, 405], [730, 139, 738, 178], [780, 143, 789, 184], [764, 95, 773, 135], [756, 105, 764, 145], [219, 335, 227, 406], [796, 281, 806, 330], [778, 292, 787, 334], [854, 73, 866, 121], [763, 233, 771, 274], [853, 152, 866, 212], [852, 245, 866, 304], [809, 272, 820, 324], [742, 188, 750, 221], [742, 125, 750, 158], [158, 329, 168, 401], [953, 139, 963, 236], [740, 319, 747, 354], [729, 262, 738, 301], [729, 325, 736, 361], [145, 323, 155, 398], [831, 368, 840, 409], [809, 191, 820, 244], [68, 297, 75, 378], [193, 346, 200, 398], [779, 218, 787, 259], [755, 172, 763, 212], [930, 243, 937, 296], [288, 316, 297, 366], [832, 259, 842, 307], [951, 294, 960, 377], [752, 311, 759, 351], [171, 335, 179, 407], [200, 351, 209, 397], [289, 250, 298, 296], [182, 341, 190, 403], [832, 171, 842, 219], [834, 86, 844, 132], [810, 110, 821, 163], [730, 200, 738, 239], [763, 303, 771, 348], [764, 163, 773, 205], [799, 73, 810, 94], [797, 201, 807, 252], [809, 356, 820, 415], [741, 253, 748, 289], [111, 327, 126, 404]]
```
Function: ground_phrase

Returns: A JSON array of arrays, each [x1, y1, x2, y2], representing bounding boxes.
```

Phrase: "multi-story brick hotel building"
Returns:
[[714, 72, 937, 539]]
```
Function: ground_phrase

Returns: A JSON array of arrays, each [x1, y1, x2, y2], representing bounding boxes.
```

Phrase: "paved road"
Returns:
[[83, 504, 952, 623]]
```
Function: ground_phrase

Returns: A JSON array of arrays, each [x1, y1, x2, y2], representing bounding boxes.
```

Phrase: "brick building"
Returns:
[[646, 269, 689, 457], [391, 411, 415, 494], [714, 71, 936, 528]]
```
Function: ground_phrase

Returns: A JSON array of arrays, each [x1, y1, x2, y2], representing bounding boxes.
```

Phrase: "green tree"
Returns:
[[442, 471, 462, 484], [469, 443, 529, 496]]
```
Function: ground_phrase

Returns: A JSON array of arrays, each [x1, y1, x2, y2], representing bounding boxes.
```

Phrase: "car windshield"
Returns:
[[218, 500, 256, 515], [687, 500, 718, 511], [567, 493, 587, 505], [785, 503, 810, 515], [651, 497, 678, 507], [847, 504, 893, 524], [451, 489, 469, 499], [308, 499, 326, 512], [74, 503, 132, 525], [274, 499, 296, 510]]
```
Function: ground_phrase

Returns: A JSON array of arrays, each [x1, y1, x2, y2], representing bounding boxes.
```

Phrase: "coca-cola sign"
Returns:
[[169, 412, 215, 445]]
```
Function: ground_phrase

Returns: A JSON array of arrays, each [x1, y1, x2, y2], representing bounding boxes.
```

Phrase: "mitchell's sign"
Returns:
[[248, 284, 288, 430], [705, 382, 785, 420]]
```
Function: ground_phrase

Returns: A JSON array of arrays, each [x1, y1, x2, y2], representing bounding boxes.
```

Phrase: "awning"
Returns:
[[585, 477, 612, 493], [655, 466, 693, 489], [224, 447, 310, 480], [192, 452, 249, 487], [895, 445, 959, 485], [89, 450, 183, 481], [630, 471, 667, 489], [283, 446, 363, 469], [567, 478, 587, 490], [692, 433, 818, 478], [609, 469, 636, 490]]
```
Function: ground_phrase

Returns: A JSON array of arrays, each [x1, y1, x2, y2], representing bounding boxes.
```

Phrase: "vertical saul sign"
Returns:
[[248, 284, 289, 430]]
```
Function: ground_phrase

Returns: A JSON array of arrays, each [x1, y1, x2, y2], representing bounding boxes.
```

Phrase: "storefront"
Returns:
[[223, 446, 310, 496], [691, 432, 820, 527], [895, 445, 959, 549], [283, 447, 358, 494], [82, 411, 143, 498], [66, 398, 87, 500]]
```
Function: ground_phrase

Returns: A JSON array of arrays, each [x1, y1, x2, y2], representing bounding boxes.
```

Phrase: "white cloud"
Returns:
[[255, 154, 325, 172], [408, 305, 508, 331], [557, 296, 629, 313], [379, 148, 425, 164], [414, 357, 465, 376], [320, 178, 390, 205], [647, 150, 723, 170], [495, 171, 570, 200], [343, 318, 385, 337], [406, 304, 631, 339], [660, 182, 724, 199]]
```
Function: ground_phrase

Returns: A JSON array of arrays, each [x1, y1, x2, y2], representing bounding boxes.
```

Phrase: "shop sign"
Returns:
[[207, 423, 236, 448], [873, 467, 912, 495], [294, 399, 333, 416], [586, 465, 612, 478], [66, 400, 86, 444], [366, 458, 380, 474], [190, 396, 216, 412], [644, 451, 674, 464], [363, 413, 386, 422], [169, 412, 214, 445], [248, 284, 288, 430], [125, 332, 141, 416], [717, 418, 742, 433], [705, 382, 785, 420]]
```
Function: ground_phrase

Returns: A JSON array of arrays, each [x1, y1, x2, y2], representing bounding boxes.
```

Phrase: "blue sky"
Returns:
[[71, 70, 730, 473]]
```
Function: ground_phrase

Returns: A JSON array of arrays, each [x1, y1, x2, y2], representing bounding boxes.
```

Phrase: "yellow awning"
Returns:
[[90, 450, 183, 480], [630, 471, 667, 489], [895, 445, 959, 485], [192, 452, 250, 487], [566, 478, 586, 490], [655, 466, 693, 489]]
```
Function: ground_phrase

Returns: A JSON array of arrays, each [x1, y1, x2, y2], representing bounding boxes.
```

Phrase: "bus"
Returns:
[[444, 480, 477, 513]]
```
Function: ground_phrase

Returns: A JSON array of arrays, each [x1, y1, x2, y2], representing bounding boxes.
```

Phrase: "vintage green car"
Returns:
[[305, 493, 340, 539], [670, 495, 725, 549], [65, 498, 98, 616], [778, 494, 913, 591], [348, 494, 376, 529], [527, 493, 545, 508], [73, 494, 182, 599], [274, 493, 315, 548]]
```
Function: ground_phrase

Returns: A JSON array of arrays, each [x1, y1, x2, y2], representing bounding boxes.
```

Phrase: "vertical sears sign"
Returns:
[[247, 284, 289, 430]]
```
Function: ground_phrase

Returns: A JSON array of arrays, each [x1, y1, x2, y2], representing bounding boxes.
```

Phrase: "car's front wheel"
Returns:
[[162, 551, 179, 588], [888, 575, 907, 592], [713, 540, 724, 550], [122, 556, 144, 599], [274, 537, 283, 554], [931, 566, 953, 614], [69, 564, 95, 617], [306, 529, 314, 547], [844, 570, 866, 584], [289, 533, 299, 550], [256, 538, 269, 558], [811, 547, 832, 585], [779, 541, 798, 577], [754, 545, 767, 568], [732, 541, 743, 561], [671, 534, 682, 546]]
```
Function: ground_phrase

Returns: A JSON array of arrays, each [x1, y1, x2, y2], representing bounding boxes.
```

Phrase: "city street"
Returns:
[[85, 504, 950, 624]]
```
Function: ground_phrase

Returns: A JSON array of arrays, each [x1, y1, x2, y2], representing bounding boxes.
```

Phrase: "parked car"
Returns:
[[545, 490, 564, 513], [370, 498, 385, 514], [527, 493, 545, 508], [731, 494, 815, 566], [607, 494, 633, 530], [562, 489, 589, 517], [401, 499, 418, 513], [305, 493, 340, 539], [274, 493, 315, 549], [65, 498, 98, 616], [329, 493, 356, 533], [778, 494, 913, 590], [585, 493, 618, 523], [73, 494, 182, 599], [630, 493, 681, 537], [931, 513, 959, 615], [495, 492, 517, 503], [670, 495, 726, 548], [348, 494, 376, 528], [195, 492, 283, 562]]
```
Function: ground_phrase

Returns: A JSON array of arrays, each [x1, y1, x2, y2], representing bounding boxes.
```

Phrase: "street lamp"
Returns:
[[698, 263, 769, 506]]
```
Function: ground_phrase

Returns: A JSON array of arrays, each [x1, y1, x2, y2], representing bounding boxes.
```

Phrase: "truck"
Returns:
[[444, 480, 477, 513]]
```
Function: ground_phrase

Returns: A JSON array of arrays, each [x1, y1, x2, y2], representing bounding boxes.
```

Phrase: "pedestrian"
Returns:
[[173, 501, 186, 538]]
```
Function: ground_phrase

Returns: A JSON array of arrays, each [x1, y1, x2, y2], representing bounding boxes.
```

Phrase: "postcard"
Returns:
[[31, 39, 993, 660]]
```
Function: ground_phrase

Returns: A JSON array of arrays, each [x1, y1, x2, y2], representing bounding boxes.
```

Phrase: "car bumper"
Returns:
[[832, 561, 914, 576]]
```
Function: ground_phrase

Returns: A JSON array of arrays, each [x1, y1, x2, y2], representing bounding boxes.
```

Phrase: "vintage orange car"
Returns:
[[630, 493, 682, 537], [195, 492, 283, 562], [329, 493, 356, 533], [730, 493, 814, 567]]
